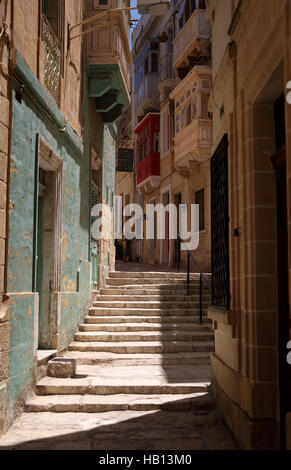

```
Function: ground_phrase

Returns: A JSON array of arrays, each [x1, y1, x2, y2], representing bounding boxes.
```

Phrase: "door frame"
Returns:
[[33, 135, 63, 350]]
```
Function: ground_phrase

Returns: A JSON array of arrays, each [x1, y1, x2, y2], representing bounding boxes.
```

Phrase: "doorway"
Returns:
[[34, 136, 62, 350]]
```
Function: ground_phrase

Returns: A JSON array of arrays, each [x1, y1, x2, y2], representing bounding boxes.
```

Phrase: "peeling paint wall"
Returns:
[[7, 76, 91, 425], [99, 126, 116, 285]]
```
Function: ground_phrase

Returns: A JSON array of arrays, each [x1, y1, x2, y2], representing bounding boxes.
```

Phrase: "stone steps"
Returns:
[[106, 278, 210, 286], [74, 331, 214, 343], [68, 340, 214, 354], [21, 269, 214, 440], [79, 322, 212, 332], [108, 272, 211, 279], [26, 392, 211, 413], [59, 350, 212, 366], [97, 295, 211, 301], [92, 301, 206, 309], [100, 288, 211, 296], [36, 375, 210, 396], [89, 308, 208, 316], [84, 315, 212, 324]]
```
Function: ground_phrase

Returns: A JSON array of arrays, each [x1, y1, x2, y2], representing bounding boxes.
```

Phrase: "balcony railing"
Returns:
[[173, 10, 211, 69], [42, 15, 61, 105], [137, 153, 160, 185], [173, 118, 212, 164], [135, 73, 160, 115]]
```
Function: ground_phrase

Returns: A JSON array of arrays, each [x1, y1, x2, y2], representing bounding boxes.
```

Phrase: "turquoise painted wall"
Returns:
[[8, 78, 91, 422], [102, 125, 116, 207]]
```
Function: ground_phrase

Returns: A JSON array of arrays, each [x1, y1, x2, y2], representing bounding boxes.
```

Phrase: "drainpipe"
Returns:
[[3, 0, 13, 300]]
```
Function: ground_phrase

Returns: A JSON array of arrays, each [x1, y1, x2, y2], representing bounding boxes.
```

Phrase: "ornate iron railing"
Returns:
[[42, 15, 61, 105]]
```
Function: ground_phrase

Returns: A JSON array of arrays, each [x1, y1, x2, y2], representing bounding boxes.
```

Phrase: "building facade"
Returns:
[[0, 0, 130, 434], [126, 0, 212, 272], [0, 0, 12, 436], [206, 0, 291, 450]]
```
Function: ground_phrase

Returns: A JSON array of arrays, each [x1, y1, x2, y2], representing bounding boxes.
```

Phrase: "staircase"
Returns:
[[0, 271, 240, 451], [26, 271, 215, 413]]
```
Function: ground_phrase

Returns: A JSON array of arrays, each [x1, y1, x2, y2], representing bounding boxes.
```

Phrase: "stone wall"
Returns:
[[207, 0, 291, 449], [5, 0, 91, 428], [0, 1, 11, 436]]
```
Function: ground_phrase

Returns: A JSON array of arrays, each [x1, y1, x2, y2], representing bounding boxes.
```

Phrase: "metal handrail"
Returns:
[[177, 236, 211, 323]]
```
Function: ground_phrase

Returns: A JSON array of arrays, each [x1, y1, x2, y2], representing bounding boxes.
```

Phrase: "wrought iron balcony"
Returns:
[[42, 15, 61, 105]]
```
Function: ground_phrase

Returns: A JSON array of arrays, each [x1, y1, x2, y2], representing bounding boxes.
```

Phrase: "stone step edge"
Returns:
[[26, 392, 214, 413]]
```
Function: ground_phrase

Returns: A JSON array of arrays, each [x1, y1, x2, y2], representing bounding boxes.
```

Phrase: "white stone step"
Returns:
[[96, 295, 211, 302], [89, 308, 207, 316], [100, 287, 210, 295], [93, 300, 204, 309], [60, 350, 212, 366], [109, 272, 210, 279], [84, 315, 212, 325], [106, 278, 210, 286], [79, 322, 213, 332], [26, 392, 209, 413], [74, 331, 214, 343], [68, 340, 214, 354], [36, 378, 210, 396]]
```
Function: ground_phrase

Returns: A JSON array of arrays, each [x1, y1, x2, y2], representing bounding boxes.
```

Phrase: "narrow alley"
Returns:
[[0, 268, 236, 450], [0, 0, 291, 453]]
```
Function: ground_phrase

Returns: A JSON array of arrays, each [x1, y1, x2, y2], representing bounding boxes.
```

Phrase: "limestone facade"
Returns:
[[118, 1, 212, 272], [206, 0, 291, 450], [0, 0, 131, 434]]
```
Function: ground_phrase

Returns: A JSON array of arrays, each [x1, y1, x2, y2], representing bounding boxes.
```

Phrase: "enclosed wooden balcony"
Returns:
[[174, 118, 212, 169], [134, 113, 160, 193], [173, 9, 211, 78], [84, 3, 131, 123], [134, 72, 160, 119]]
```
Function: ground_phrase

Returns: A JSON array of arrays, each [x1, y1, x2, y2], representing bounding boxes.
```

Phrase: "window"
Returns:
[[180, 106, 186, 130], [192, 96, 197, 119], [99, 0, 108, 4], [176, 113, 180, 134], [195, 189, 205, 231], [154, 132, 159, 153], [190, 0, 196, 14], [42, 0, 61, 39], [201, 93, 209, 119], [151, 53, 158, 73], [186, 103, 191, 126]]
